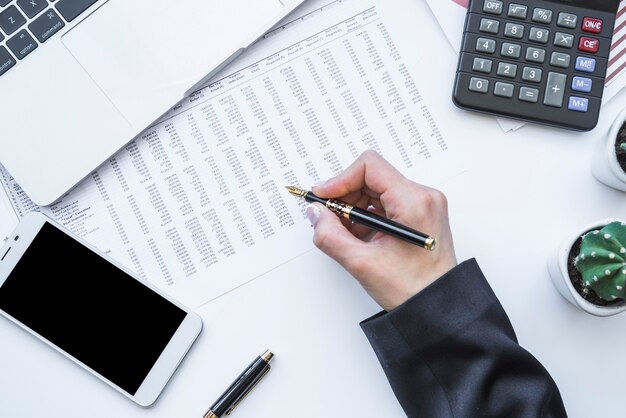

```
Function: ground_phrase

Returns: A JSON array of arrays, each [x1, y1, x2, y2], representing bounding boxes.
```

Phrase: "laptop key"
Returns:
[[55, 0, 98, 22], [29, 8, 65, 43], [17, 0, 48, 18], [0, 6, 27, 36], [6, 29, 37, 60], [0, 0, 12, 7], [0, 46, 17, 77]]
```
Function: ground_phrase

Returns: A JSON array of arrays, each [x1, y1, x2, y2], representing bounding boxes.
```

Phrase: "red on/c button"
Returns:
[[582, 17, 603, 34], [579, 37, 600, 53]]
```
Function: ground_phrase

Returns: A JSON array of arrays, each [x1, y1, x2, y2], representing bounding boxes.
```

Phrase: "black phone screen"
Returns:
[[0, 222, 187, 395]]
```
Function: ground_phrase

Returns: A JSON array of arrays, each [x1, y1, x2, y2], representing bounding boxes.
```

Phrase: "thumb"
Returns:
[[308, 203, 368, 266]]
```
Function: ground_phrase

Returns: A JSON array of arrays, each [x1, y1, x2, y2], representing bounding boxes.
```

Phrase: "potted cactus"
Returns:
[[592, 109, 626, 192], [548, 220, 626, 316]]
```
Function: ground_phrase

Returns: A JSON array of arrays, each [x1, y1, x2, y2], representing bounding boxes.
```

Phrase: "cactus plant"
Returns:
[[575, 222, 626, 301], [619, 140, 626, 174], [615, 131, 626, 162], [618, 123, 626, 156]]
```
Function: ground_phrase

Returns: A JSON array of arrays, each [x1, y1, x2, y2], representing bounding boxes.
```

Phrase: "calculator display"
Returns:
[[453, 0, 621, 131], [543, 1, 620, 14]]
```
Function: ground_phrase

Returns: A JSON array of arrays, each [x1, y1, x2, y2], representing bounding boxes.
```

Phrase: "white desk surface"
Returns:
[[2, 1, 626, 417]]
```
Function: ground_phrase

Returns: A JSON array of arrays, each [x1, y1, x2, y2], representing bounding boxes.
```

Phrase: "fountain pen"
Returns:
[[286, 186, 436, 251], [203, 350, 274, 418]]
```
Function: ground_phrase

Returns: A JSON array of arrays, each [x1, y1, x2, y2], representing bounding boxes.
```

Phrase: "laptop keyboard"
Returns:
[[0, 0, 99, 78]]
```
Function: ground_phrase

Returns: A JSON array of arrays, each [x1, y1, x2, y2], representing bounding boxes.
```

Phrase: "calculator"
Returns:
[[453, 0, 620, 131]]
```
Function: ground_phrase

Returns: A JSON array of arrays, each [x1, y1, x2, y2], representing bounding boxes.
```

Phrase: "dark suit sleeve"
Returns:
[[360, 259, 567, 418]]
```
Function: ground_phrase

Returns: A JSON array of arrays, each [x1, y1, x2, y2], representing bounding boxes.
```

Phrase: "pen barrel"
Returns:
[[349, 207, 433, 249], [304, 191, 327, 206], [296, 190, 435, 250], [207, 357, 270, 417]]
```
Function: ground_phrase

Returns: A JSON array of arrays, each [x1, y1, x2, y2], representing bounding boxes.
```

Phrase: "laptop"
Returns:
[[0, 0, 305, 206]]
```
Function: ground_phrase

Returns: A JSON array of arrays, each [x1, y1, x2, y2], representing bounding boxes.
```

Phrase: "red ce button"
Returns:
[[579, 37, 599, 53]]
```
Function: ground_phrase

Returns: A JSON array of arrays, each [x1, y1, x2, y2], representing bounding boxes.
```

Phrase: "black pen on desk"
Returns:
[[286, 186, 437, 251], [203, 350, 274, 418]]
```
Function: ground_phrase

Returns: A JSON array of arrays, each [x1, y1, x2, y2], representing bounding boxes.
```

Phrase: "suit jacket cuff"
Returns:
[[360, 258, 507, 355]]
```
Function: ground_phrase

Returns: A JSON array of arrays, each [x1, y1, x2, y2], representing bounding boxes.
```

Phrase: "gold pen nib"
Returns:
[[285, 186, 307, 198]]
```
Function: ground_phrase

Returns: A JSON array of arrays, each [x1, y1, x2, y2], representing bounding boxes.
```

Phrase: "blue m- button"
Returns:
[[572, 76, 592, 93]]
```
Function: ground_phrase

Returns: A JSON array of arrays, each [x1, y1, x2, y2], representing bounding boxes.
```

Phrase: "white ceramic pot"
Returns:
[[548, 218, 626, 317], [591, 109, 626, 192]]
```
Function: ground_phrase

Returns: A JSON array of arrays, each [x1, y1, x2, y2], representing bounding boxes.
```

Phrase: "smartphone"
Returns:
[[0, 212, 203, 406]]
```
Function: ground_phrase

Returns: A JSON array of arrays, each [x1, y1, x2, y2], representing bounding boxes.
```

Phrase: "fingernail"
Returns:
[[312, 180, 327, 188], [306, 204, 321, 226]]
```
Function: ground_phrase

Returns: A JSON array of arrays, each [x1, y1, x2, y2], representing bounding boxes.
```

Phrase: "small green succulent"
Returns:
[[575, 222, 626, 301]]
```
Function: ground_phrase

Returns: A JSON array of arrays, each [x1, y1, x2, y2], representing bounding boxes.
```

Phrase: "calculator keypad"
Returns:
[[568, 97, 588, 112], [522, 67, 542, 82], [529, 27, 550, 43], [582, 17, 603, 34], [501, 42, 521, 58], [557, 13, 578, 29], [453, 0, 619, 131], [572, 76, 592, 92], [550, 52, 571, 68], [554, 32, 574, 48], [483, 0, 504, 14], [498, 62, 518, 77], [473, 57, 493, 73], [526, 47, 545, 63], [579, 37, 599, 53], [470, 77, 490, 93], [544, 72, 566, 107], [476, 37, 497, 53], [575, 56, 595, 72], [480, 18, 500, 34], [532, 8, 552, 24], [504, 23, 524, 38], [494, 82, 515, 97], [508, 4, 528, 19], [520, 87, 539, 102]]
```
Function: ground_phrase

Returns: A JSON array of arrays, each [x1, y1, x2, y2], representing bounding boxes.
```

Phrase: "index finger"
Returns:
[[313, 151, 405, 199]]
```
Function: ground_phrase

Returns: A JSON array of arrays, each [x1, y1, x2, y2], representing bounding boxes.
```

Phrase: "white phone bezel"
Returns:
[[0, 212, 203, 407]]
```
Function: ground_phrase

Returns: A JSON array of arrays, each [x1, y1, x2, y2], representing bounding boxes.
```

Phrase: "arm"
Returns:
[[307, 151, 566, 418], [360, 259, 567, 418]]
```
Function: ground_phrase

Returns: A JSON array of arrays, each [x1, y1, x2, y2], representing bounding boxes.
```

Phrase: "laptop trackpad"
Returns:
[[62, 0, 283, 128]]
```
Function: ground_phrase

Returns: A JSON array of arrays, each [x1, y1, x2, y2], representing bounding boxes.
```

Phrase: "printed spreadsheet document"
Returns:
[[0, 0, 464, 308]]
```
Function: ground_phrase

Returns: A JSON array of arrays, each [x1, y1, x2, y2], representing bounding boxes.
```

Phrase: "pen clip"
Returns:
[[225, 366, 271, 416]]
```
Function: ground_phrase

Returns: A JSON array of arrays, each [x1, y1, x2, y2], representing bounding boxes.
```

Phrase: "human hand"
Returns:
[[308, 151, 457, 311]]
